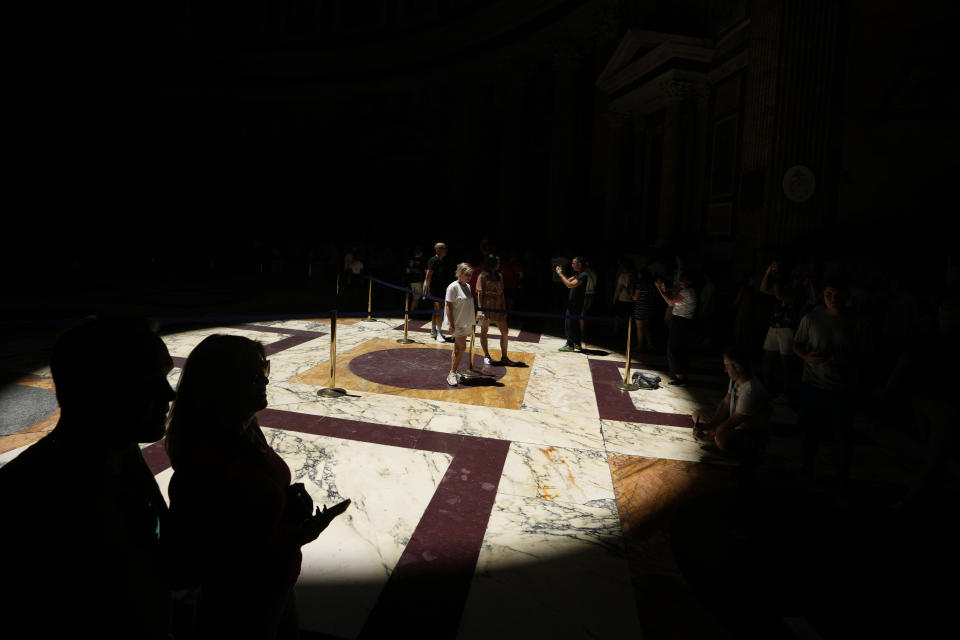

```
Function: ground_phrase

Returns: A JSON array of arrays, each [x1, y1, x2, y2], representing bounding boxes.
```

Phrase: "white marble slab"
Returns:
[[248, 319, 332, 332], [155, 466, 174, 504], [160, 326, 298, 359], [521, 356, 599, 421], [281, 429, 451, 639], [601, 419, 733, 466], [498, 442, 615, 508], [624, 367, 726, 416], [262, 337, 335, 382], [267, 385, 607, 451], [457, 493, 640, 639], [0, 443, 31, 469]]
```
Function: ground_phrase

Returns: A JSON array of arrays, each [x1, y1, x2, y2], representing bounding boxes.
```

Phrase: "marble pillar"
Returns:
[[548, 48, 585, 229], [603, 110, 630, 235]]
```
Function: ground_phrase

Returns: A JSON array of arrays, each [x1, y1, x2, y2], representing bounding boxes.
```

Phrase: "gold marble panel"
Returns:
[[290, 338, 535, 410], [0, 409, 60, 454], [608, 454, 734, 535], [3, 372, 56, 391], [608, 454, 734, 639]]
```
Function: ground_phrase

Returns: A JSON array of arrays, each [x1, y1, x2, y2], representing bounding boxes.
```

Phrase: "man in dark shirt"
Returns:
[[0, 316, 177, 639], [555, 256, 588, 351], [424, 242, 453, 342], [406, 245, 426, 311]]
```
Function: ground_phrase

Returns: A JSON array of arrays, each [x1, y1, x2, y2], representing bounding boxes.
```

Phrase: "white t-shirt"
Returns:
[[728, 377, 771, 428], [444, 280, 475, 330], [584, 269, 597, 295], [616, 272, 633, 302], [673, 287, 697, 319]]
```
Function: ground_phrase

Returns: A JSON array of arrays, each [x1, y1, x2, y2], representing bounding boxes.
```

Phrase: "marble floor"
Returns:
[[1, 314, 954, 639]]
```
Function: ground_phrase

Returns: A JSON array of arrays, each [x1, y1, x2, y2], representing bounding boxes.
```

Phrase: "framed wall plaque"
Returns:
[[782, 165, 815, 203]]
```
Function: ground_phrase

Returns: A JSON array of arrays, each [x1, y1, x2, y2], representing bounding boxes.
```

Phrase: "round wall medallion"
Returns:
[[782, 165, 816, 203]]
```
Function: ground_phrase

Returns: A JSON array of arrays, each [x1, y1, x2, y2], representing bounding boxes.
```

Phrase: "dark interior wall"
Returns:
[[837, 0, 960, 253], [7, 0, 956, 287]]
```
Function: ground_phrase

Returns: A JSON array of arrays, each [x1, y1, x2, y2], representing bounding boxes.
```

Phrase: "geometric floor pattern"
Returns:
[[0, 315, 938, 638]]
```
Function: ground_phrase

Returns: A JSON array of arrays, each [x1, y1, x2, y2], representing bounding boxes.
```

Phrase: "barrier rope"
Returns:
[[1, 275, 634, 329], [363, 275, 624, 324]]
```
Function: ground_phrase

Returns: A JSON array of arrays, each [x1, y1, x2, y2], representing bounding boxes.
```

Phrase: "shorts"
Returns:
[[453, 325, 474, 338], [763, 326, 794, 355], [722, 424, 768, 457], [409, 282, 424, 298]]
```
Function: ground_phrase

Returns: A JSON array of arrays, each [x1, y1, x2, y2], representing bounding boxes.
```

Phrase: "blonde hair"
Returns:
[[456, 262, 473, 278]]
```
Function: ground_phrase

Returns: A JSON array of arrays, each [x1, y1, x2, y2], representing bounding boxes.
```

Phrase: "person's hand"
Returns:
[[806, 351, 826, 365], [554, 265, 563, 275], [447, 324, 455, 335], [476, 311, 485, 322], [300, 499, 351, 545]]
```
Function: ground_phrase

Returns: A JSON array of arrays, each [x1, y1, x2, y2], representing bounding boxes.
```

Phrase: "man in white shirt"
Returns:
[[693, 345, 771, 464]]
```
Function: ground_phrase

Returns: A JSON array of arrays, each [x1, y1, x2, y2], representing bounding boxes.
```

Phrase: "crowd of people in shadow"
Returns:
[[344, 235, 957, 507], [0, 317, 348, 639]]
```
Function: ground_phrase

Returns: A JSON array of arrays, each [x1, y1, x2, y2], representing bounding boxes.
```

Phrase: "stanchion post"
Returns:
[[362, 279, 379, 322], [615, 318, 639, 391], [459, 322, 483, 378], [397, 291, 414, 344], [318, 309, 346, 397]]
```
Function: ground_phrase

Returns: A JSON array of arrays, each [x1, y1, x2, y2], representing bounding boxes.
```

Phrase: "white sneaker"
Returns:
[[436, 333, 447, 343], [484, 356, 496, 366], [446, 372, 459, 386]]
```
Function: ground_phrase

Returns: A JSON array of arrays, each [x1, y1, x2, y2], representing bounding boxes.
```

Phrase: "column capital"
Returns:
[[604, 109, 631, 128]]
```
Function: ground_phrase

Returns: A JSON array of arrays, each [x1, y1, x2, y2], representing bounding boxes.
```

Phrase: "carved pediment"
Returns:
[[597, 29, 713, 94], [597, 29, 717, 116]]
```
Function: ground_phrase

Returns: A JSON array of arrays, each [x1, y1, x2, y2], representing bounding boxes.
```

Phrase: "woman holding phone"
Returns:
[[164, 335, 350, 639]]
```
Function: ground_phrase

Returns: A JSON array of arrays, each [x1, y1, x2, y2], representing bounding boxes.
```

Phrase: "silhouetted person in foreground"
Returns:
[[164, 335, 349, 640], [0, 316, 176, 640]]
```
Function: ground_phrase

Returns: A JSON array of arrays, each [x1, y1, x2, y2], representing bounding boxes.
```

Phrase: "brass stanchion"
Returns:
[[397, 292, 415, 344], [615, 318, 640, 391], [318, 309, 346, 398], [363, 280, 378, 322], [459, 322, 483, 378]]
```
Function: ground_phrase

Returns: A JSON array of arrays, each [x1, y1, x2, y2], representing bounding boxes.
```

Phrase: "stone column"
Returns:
[[548, 47, 585, 228], [603, 110, 630, 233], [497, 66, 527, 232], [657, 101, 681, 245], [626, 114, 646, 239], [691, 88, 710, 237]]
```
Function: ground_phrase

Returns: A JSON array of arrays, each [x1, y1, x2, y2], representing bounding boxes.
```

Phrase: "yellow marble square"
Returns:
[[289, 338, 535, 410]]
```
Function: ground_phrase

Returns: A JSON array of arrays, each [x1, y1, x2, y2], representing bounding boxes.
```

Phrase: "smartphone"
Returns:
[[318, 498, 351, 524]]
